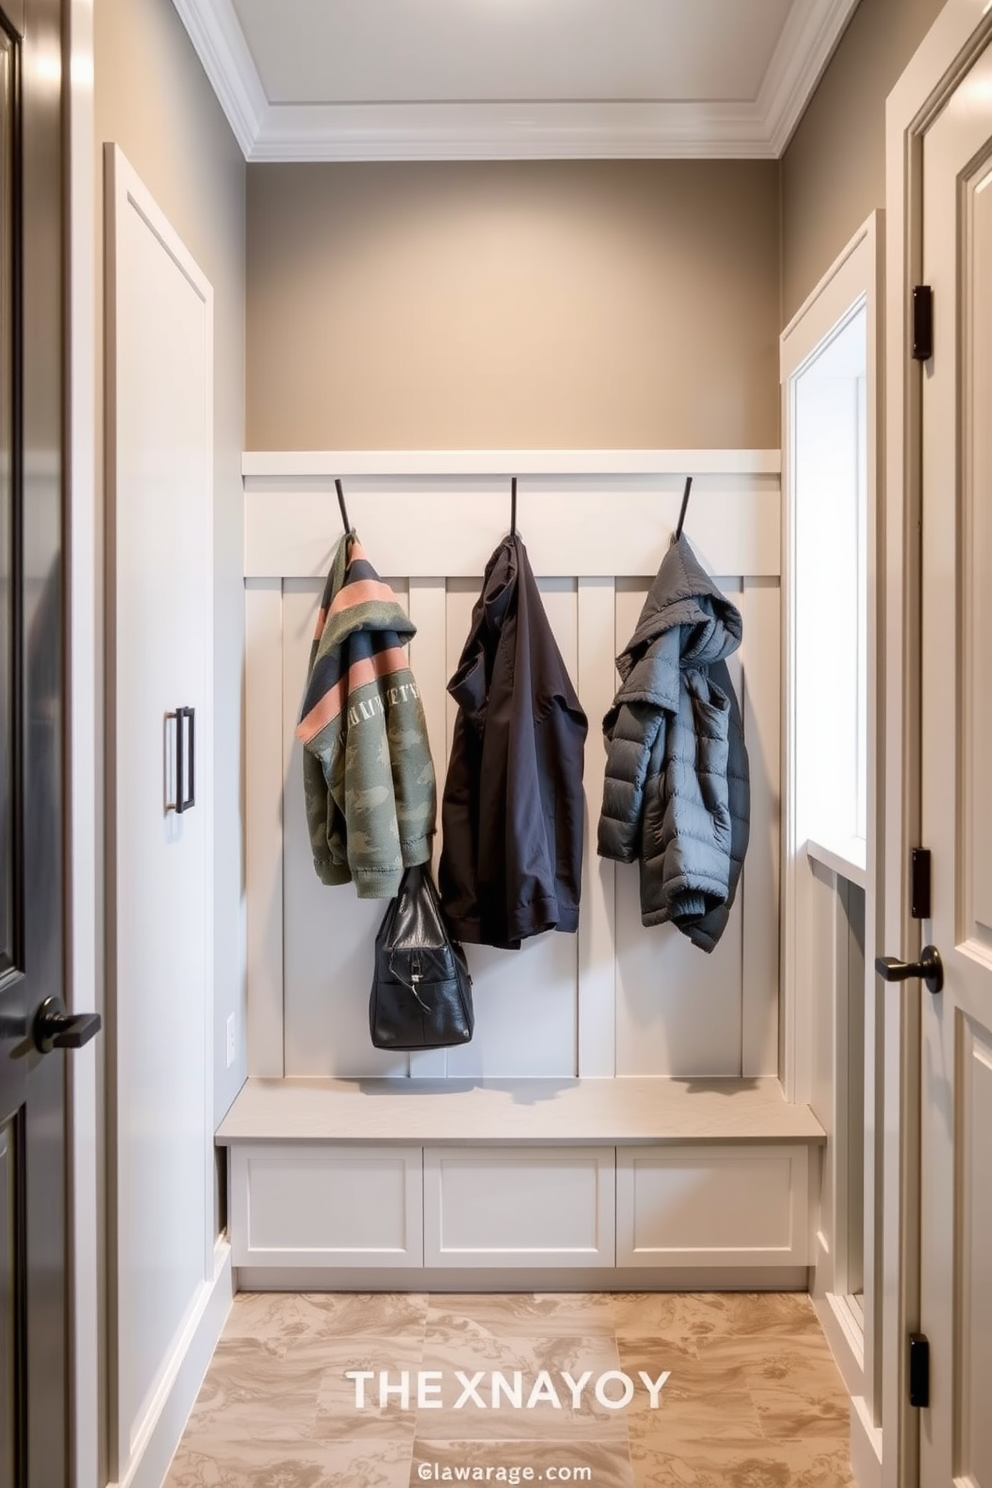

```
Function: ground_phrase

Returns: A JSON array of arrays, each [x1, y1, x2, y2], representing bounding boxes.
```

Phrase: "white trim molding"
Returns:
[[69, 6, 99, 1488], [242, 449, 781, 480], [759, 0, 860, 156], [170, 0, 858, 162], [169, 0, 266, 156], [111, 1241, 233, 1488]]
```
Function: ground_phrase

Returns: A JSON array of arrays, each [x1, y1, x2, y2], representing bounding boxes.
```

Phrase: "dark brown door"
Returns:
[[0, 0, 89, 1484]]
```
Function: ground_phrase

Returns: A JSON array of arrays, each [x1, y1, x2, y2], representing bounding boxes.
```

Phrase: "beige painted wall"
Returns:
[[246, 160, 780, 451], [94, 0, 247, 1128], [781, 0, 945, 322]]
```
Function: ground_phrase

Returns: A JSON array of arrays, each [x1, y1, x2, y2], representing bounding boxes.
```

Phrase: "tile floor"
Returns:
[[164, 1291, 855, 1488]]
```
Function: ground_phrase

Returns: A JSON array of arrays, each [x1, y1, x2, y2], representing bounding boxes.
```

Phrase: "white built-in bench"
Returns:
[[218, 1077, 824, 1291]]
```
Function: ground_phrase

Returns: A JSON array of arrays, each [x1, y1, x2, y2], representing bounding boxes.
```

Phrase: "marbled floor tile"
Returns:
[[679, 1292, 820, 1346], [178, 1338, 326, 1443], [312, 1336, 425, 1441], [164, 1436, 413, 1488], [425, 1292, 619, 1338], [628, 1433, 854, 1488], [618, 1345, 764, 1444], [722, 1334, 850, 1441], [223, 1292, 429, 1354], [619, 1291, 817, 1350], [419, 1326, 627, 1440], [412, 1439, 635, 1488]]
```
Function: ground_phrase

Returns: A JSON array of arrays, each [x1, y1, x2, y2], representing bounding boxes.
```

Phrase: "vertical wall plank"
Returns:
[[245, 579, 285, 1076], [577, 577, 617, 1078], [408, 577, 449, 1079], [741, 578, 782, 1076]]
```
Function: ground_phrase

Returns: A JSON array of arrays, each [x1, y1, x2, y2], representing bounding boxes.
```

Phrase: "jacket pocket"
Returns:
[[689, 684, 732, 849]]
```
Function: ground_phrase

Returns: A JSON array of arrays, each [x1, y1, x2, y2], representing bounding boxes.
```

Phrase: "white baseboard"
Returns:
[[849, 1393, 883, 1488], [234, 1264, 811, 1292], [112, 1239, 233, 1488], [810, 1232, 865, 1398]]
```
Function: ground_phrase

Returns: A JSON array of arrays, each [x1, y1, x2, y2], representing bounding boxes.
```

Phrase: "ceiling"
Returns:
[[171, 0, 860, 162]]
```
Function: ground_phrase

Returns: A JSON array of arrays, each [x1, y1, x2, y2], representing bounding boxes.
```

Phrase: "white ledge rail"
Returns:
[[242, 449, 782, 582]]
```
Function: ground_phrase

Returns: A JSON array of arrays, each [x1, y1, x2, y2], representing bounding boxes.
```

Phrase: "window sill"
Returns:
[[805, 835, 867, 889]]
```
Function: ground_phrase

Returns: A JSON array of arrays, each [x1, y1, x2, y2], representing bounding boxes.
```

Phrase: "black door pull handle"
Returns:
[[33, 996, 103, 1054], [174, 706, 195, 814], [874, 945, 944, 995]]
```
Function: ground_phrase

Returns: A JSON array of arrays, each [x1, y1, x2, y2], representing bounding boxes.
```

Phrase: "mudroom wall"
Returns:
[[94, 0, 248, 1128], [780, 0, 946, 321], [245, 160, 780, 451]]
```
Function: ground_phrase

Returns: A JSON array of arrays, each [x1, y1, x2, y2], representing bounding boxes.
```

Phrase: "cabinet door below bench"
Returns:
[[423, 1147, 615, 1268], [229, 1144, 423, 1268], [616, 1145, 810, 1268]]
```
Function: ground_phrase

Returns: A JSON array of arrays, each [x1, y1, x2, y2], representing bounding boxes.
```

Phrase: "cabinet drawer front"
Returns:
[[230, 1144, 423, 1267], [616, 1145, 809, 1267], [424, 1147, 615, 1267]]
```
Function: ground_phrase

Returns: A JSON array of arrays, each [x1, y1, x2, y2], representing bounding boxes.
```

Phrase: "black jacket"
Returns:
[[439, 535, 588, 950], [597, 535, 749, 953]]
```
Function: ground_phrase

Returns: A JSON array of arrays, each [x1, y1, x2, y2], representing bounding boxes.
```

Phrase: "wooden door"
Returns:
[[916, 34, 992, 1486], [0, 0, 97, 1483]]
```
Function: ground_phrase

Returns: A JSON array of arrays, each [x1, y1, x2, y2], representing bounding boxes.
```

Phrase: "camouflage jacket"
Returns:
[[297, 532, 436, 898]]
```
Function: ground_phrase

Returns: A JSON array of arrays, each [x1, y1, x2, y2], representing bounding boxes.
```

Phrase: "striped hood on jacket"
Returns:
[[298, 536, 416, 746]]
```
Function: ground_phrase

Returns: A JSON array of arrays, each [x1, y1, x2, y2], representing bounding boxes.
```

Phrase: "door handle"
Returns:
[[874, 945, 944, 995], [175, 706, 195, 814], [32, 996, 103, 1054]]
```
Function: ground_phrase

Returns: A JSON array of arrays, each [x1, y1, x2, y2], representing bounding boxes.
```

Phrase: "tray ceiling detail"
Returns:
[[170, 0, 860, 161]]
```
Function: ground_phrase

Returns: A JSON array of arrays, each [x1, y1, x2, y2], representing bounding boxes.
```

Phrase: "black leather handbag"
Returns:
[[370, 863, 474, 1050]]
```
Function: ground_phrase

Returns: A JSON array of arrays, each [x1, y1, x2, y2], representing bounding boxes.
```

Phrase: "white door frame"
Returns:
[[67, 2, 99, 1487], [881, 5, 992, 1488]]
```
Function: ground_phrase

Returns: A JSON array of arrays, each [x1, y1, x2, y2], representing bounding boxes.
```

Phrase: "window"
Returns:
[[791, 300, 869, 856]]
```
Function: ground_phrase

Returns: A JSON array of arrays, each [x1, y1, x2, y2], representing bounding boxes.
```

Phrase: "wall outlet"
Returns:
[[226, 1013, 236, 1069]]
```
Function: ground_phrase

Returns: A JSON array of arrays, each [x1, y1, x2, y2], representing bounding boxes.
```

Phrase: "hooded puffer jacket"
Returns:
[[597, 535, 749, 952]]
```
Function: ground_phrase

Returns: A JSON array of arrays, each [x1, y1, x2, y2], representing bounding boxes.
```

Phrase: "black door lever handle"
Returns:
[[33, 996, 103, 1054], [874, 945, 944, 996]]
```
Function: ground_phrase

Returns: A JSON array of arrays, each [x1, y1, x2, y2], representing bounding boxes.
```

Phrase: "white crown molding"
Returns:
[[170, 0, 266, 156], [250, 100, 775, 163], [759, 0, 862, 155], [173, 0, 855, 162]]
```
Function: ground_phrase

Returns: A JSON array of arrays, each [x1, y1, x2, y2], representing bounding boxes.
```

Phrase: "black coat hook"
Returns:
[[335, 478, 351, 534], [674, 475, 693, 541], [510, 476, 518, 538]]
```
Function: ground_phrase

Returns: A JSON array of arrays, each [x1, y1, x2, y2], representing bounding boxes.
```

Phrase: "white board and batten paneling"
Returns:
[[106, 147, 231, 1485], [243, 451, 782, 1086]]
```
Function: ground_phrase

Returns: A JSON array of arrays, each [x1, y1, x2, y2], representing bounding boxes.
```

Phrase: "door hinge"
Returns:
[[912, 285, 933, 361], [908, 1332, 930, 1408], [911, 848, 932, 920]]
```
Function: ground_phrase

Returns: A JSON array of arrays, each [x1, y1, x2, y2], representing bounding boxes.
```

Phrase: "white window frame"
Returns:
[[780, 212, 883, 1441]]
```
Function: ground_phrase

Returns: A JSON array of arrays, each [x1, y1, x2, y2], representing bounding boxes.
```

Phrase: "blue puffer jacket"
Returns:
[[597, 535, 749, 952]]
